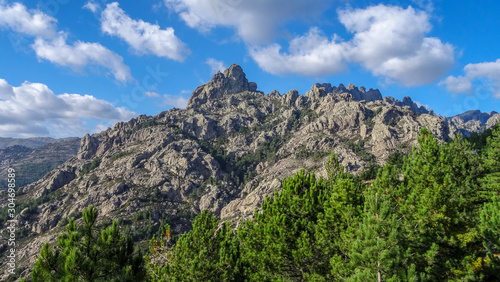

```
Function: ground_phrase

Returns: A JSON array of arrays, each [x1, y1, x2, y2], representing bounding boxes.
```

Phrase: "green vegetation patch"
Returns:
[[80, 157, 101, 176]]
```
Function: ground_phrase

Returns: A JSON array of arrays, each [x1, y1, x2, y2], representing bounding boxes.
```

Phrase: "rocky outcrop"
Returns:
[[187, 64, 258, 109], [383, 96, 429, 115], [305, 82, 383, 106], [1, 63, 497, 279], [77, 134, 99, 160]]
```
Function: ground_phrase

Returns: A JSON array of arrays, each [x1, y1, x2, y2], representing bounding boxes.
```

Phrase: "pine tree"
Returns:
[[347, 166, 416, 281], [146, 210, 244, 281], [397, 128, 483, 280], [482, 124, 500, 194], [317, 153, 364, 279], [238, 169, 329, 280], [32, 205, 145, 281], [478, 196, 500, 278]]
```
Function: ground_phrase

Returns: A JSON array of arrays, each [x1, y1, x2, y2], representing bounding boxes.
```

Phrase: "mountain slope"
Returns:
[[0, 64, 494, 278]]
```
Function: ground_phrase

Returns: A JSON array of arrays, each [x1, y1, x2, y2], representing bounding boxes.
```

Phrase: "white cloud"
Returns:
[[92, 123, 112, 134], [439, 75, 473, 94], [101, 2, 189, 61], [0, 78, 14, 100], [0, 78, 136, 137], [161, 94, 188, 108], [145, 91, 161, 98], [0, 1, 57, 38], [0, 2, 133, 82], [411, 0, 435, 12], [164, 0, 329, 44], [205, 58, 226, 74], [32, 35, 133, 82], [339, 5, 454, 86], [250, 27, 347, 76], [440, 59, 500, 98], [414, 101, 430, 110], [83, 1, 100, 13], [249, 5, 455, 86]]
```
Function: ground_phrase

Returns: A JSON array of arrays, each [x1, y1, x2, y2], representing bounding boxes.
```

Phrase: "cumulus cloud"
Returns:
[[161, 94, 188, 108], [164, 0, 329, 44], [339, 5, 454, 86], [249, 5, 454, 86], [1, 1, 133, 82], [439, 75, 473, 94], [205, 58, 226, 74], [101, 2, 189, 61], [32, 35, 133, 82], [145, 91, 161, 98], [440, 59, 500, 98], [83, 1, 100, 13], [0, 78, 136, 137], [0, 1, 57, 38], [250, 27, 347, 76]]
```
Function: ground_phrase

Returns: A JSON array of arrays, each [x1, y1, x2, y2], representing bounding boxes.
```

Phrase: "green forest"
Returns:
[[30, 125, 500, 281]]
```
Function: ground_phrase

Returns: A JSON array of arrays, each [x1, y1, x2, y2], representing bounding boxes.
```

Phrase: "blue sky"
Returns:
[[0, 0, 499, 138]]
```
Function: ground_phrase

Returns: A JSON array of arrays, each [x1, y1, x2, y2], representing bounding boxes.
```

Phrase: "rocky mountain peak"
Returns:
[[337, 83, 347, 92], [383, 96, 429, 115], [346, 83, 357, 91], [222, 63, 245, 81], [187, 64, 258, 109], [305, 82, 382, 103], [77, 133, 98, 160]]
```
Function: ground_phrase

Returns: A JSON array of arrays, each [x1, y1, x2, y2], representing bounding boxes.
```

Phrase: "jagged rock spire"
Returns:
[[187, 64, 258, 109], [305, 83, 383, 103]]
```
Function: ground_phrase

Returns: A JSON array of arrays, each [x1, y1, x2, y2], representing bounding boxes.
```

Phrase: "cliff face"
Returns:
[[0, 64, 495, 278]]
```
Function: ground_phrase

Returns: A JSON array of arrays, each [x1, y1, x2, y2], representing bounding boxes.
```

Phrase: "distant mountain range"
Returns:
[[447, 110, 500, 135], [0, 64, 498, 279], [0, 137, 80, 189], [0, 137, 78, 149]]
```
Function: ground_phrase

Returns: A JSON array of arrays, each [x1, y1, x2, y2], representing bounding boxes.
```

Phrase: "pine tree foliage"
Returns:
[[482, 125, 500, 194], [32, 205, 145, 282], [476, 125, 500, 279], [318, 153, 364, 279], [146, 210, 243, 281], [479, 197, 500, 278], [347, 167, 416, 282], [238, 169, 329, 281], [392, 128, 485, 280]]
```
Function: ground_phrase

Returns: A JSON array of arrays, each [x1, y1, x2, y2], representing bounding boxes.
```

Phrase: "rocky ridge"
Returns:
[[0, 64, 496, 278]]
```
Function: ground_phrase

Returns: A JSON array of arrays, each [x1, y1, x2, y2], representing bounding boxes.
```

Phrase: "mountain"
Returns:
[[0, 138, 81, 189], [0, 64, 496, 279], [0, 137, 75, 149], [448, 110, 500, 135]]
